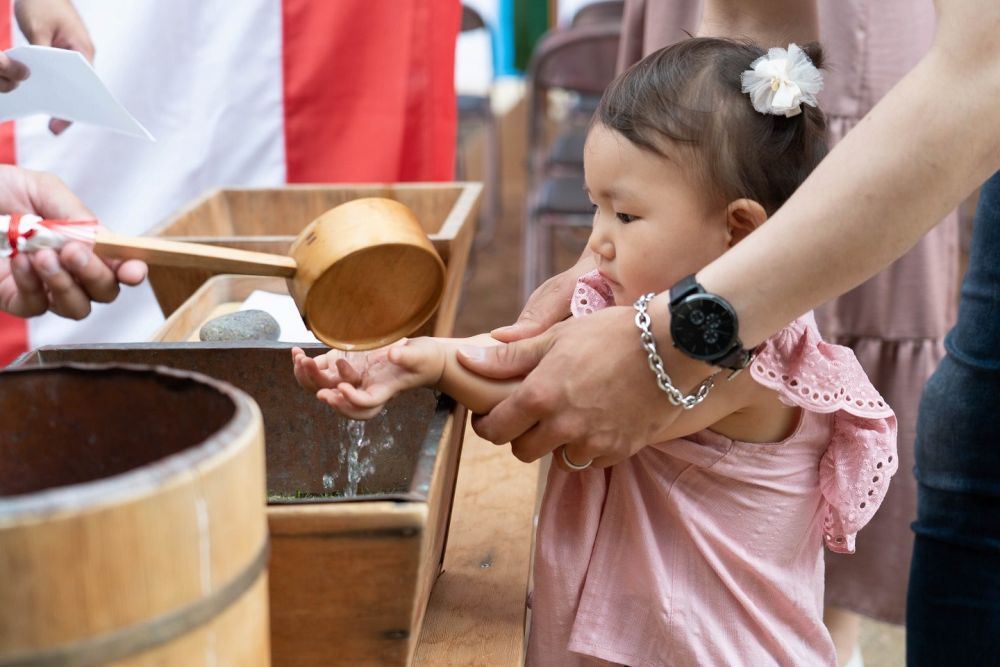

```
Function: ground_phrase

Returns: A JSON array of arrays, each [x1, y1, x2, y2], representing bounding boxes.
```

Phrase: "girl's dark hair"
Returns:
[[596, 38, 827, 214]]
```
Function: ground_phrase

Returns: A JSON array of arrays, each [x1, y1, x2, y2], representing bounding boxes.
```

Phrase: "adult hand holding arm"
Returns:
[[461, 0, 1000, 465], [0, 165, 146, 319], [463, 303, 717, 467], [491, 251, 595, 342], [10, 0, 95, 133]]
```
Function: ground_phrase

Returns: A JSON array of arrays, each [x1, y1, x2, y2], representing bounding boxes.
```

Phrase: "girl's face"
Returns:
[[583, 123, 731, 305]]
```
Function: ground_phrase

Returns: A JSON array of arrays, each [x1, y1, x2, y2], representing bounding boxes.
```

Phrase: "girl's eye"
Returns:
[[591, 203, 598, 213], [616, 212, 637, 223]]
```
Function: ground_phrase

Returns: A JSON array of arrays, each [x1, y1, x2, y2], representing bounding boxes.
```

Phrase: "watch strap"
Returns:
[[668, 274, 700, 306], [715, 341, 754, 371]]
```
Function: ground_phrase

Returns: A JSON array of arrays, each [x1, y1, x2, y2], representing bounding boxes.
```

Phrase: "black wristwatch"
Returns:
[[668, 275, 754, 371]]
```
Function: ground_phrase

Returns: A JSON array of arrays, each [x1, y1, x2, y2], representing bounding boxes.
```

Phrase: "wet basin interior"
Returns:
[[12, 344, 450, 502], [0, 366, 236, 497]]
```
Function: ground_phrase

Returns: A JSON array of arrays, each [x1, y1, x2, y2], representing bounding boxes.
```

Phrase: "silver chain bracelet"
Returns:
[[634, 292, 716, 410]]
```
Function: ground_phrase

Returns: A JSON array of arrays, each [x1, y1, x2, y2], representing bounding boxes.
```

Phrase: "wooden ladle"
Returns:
[[91, 198, 445, 350]]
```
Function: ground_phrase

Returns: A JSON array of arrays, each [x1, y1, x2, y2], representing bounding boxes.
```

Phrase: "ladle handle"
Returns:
[[94, 230, 298, 277]]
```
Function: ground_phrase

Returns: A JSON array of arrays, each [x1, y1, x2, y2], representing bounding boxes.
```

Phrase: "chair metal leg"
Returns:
[[521, 200, 539, 305], [475, 111, 501, 248], [538, 214, 554, 291]]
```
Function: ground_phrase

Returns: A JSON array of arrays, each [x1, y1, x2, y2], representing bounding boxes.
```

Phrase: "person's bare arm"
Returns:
[[699, 0, 818, 44], [696, 0, 1000, 345], [462, 0, 1000, 466]]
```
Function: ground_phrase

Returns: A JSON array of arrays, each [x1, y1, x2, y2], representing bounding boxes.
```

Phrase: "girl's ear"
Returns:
[[725, 198, 768, 247]]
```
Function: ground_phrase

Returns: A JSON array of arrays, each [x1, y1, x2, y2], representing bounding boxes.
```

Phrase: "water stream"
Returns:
[[343, 418, 369, 497]]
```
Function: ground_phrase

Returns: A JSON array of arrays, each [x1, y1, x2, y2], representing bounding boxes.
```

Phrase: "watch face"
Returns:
[[670, 295, 738, 360]]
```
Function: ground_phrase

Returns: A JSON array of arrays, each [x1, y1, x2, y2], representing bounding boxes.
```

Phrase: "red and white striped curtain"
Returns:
[[0, 0, 459, 363]]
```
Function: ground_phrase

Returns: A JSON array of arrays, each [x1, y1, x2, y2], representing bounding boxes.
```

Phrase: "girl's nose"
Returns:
[[587, 216, 615, 261]]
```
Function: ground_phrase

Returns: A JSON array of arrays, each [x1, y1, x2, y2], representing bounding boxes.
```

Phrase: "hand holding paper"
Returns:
[[0, 50, 30, 93], [0, 45, 153, 140]]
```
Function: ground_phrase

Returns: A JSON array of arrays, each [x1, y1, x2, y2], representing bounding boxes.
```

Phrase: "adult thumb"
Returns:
[[490, 314, 547, 343], [457, 334, 549, 380]]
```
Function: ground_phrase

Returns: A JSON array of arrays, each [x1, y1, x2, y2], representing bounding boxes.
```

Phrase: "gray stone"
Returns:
[[199, 309, 281, 342]]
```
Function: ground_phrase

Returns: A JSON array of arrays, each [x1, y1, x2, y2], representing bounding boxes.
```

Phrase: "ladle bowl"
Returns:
[[93, 197, 446, 349]]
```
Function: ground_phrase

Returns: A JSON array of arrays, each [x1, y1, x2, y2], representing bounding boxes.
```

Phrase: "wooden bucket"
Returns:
[[0, 364, 270, 667]]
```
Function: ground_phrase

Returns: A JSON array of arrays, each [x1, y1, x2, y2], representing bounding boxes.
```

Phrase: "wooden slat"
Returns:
[[413, 419, 539, 666]]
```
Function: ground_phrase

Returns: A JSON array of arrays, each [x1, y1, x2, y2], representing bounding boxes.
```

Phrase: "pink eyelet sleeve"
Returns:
[[750, 316, 899, 554]]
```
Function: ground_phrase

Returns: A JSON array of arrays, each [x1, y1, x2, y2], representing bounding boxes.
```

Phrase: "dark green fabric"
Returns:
[[513, 0, 549, 72]]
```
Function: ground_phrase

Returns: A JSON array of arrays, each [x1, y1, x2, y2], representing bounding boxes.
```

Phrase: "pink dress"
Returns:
[[526, 273, 898, 666]]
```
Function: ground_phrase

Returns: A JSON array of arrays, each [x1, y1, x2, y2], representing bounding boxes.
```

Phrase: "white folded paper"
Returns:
[[0, 45, 154, 140]]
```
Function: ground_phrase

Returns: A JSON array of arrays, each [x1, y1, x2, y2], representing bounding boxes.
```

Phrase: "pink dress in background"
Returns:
[[525, 273, 898, 666], [618, 0, 957, 626], [815, 0, 958, 623]]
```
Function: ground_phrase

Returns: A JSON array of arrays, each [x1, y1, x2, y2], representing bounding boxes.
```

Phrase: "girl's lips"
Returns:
[[598, 271, 619, 287]]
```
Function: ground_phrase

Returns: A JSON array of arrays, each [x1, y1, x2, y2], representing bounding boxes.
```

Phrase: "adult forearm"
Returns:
[[676, 0, 1000, 347], [690, 45, 1000, 347], [699, 0, 818, 44]]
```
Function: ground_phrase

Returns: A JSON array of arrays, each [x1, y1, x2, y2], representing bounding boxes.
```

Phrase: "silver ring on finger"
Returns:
[[561, 446, 593, 471]]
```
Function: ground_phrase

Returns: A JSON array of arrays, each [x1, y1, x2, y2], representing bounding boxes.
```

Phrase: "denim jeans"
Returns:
[[907, 171, 1000, 664]]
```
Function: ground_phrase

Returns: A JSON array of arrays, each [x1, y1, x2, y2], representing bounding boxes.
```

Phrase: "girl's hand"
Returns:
[[291, 345, 356, 393], [291, 340, 444, 420]]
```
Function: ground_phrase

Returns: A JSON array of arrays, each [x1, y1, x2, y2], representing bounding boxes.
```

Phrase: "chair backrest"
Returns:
[[526, 24, 620, 96], [524, 23, 620, 170], [570, 0, 625, 28], [461, 4, 487, 32]]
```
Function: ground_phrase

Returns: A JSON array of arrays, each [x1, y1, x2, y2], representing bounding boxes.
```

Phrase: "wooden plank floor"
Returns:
[[414, 418, 539, 666]]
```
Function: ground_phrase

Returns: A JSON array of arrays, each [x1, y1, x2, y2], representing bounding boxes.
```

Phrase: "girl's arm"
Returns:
[[415, 334, 521, 414], [292, 334, 518, 419]]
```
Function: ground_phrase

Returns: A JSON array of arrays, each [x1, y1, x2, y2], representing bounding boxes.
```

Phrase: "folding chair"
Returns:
[[522, 23, 621, 302], [570, 0, 625, 28]]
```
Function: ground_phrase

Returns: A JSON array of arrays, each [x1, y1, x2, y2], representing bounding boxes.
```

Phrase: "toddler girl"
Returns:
[[293, 38, 897, 666]]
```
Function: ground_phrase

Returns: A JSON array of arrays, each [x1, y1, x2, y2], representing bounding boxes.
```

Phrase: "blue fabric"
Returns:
[[907, 171, 1000, 665]]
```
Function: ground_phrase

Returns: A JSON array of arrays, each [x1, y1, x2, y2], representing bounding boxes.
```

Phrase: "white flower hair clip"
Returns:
[[741, 43, 823, 118]]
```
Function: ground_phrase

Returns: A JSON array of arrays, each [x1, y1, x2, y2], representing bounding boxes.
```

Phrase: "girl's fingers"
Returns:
[[304, 357, 340, 389], [293, 352, 341, 392], [317, 388, 344, 409], [292, 356, 316, 392], [334, 358, 364, 385], [337, 382, 382, 408], [318, 388, 380, 420]]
